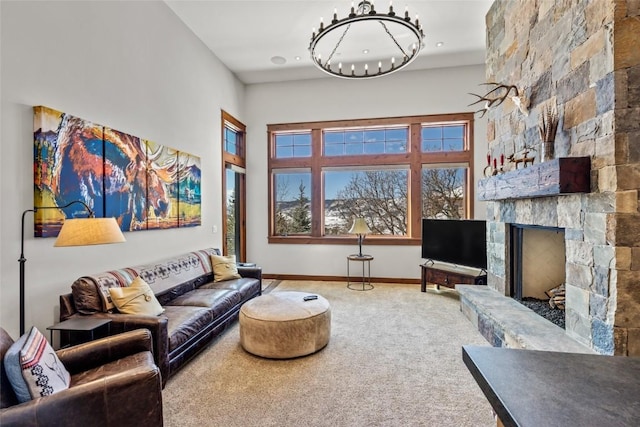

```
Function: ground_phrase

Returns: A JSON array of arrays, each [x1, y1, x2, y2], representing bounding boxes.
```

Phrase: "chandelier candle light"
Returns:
[[309, 1, 425, 79]]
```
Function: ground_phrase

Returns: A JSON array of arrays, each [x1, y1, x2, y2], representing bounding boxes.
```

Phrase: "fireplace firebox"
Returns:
[[510, 224, 566, 329]]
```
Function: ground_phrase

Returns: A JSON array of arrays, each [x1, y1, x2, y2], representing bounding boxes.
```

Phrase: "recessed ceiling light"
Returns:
[[362, 49, 370, 54], [294, 56, 301, 61], [436, 42, 444, 48], [270, 56, 286, 65]]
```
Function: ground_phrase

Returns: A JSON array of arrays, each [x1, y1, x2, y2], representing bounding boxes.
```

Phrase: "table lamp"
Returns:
[[348, 218, 370, 257]]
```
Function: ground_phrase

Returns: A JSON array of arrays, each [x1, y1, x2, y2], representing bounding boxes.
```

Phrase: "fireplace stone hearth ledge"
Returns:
[[457, 285, 596, 354]]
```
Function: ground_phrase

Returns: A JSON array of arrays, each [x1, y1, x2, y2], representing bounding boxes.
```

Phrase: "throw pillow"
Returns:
[[211, 254, 241, 282], [108, 277, 165, 316], [3, 327, 71, 403]]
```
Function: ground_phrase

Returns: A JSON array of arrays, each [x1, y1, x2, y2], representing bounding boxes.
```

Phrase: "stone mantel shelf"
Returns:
[[477, 157, 591, 201]]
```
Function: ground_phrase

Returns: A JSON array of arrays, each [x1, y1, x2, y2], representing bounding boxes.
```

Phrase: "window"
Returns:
[[268, 113, 475, 244], [324, 127, 408, 156], [224, 126, 239, 155], [222, 111, 246, 260], [421, 124, 465, 152], [275, 133, 312, 158], [324, 168, 408, 236], [421, 165, 467, 219], [273, 170, 311, 236]]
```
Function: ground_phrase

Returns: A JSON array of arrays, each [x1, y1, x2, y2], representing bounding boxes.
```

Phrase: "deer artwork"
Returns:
[[468, 82, 529, 117], [507, 149, 536, 169]]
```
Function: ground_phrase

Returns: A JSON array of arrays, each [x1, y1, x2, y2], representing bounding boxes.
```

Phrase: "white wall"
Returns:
[[244, 65, 488, 279], [0, 1, 244, 337]]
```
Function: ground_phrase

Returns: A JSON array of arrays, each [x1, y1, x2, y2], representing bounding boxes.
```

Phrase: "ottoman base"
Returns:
[[239, 291, 331, 359]]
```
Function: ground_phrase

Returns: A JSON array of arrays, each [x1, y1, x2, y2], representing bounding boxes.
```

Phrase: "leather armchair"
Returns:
[[0, 328, 163, 427]]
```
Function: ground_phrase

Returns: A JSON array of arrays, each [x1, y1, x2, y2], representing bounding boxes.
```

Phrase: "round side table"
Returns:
[[346, 254, 374, 291]]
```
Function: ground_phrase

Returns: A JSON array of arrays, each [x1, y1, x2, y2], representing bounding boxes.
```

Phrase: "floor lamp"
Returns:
[[19, 200, 126, 335]]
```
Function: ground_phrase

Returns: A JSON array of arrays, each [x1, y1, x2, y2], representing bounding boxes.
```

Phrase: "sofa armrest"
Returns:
[[57, 329, 152, 374], [63, 313, 169, 387], [0, 357, 162, 427], [59, 293, 76, 321], [237, 266, 262, 281]]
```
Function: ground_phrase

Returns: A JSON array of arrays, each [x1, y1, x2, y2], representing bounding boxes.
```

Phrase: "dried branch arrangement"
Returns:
[[539, 105, 559, 142]]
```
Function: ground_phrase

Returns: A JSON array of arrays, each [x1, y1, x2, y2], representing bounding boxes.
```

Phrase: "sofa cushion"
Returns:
[[71, 277, 104, 313], [166, 288, 240, 308], [3, 327, 70, 403], [162, 306, 213, 352], [72, 268, 138, 313], [201, 277, 261, 302], [211, 255, 241, 282], [109, 277, 165, 316]]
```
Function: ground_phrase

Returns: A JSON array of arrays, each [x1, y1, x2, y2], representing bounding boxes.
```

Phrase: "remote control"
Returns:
[[303, 295, 318, 301]]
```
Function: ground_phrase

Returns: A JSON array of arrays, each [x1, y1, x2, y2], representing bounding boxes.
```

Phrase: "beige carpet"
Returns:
[[163, 281, 494, 426]]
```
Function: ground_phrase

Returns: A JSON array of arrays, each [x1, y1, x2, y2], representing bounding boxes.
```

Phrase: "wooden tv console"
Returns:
[[420, 264, 486, 292]]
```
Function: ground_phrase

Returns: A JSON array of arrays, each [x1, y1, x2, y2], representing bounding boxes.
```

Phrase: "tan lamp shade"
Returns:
[[54, 217, 126, 247], [348, 218, 370, 235]]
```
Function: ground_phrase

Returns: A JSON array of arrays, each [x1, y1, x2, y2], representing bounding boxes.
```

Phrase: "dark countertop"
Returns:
[[462, 345, 640, 427]]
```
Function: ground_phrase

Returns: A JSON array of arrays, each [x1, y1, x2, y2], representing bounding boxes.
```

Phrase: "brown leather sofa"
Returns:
[[0, 328, 163, 427], [59, 248, 261, 387]]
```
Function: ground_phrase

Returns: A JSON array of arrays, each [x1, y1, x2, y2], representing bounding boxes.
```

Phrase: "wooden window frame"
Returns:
[[267, 113, 475, 245], [221, 110, 247, 260]]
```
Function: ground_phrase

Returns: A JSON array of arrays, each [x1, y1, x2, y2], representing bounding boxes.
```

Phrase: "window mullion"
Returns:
[[409, 123, 422, 239], [418, 151, 470, 164], [467, 118, 475, 215], [311, 128, 323, 237]]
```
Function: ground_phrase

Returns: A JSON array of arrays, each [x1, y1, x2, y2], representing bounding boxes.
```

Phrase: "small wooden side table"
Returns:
[[47, 317, 111, 349], [347, 254, 374, 291], [420, 264, 485, 292]]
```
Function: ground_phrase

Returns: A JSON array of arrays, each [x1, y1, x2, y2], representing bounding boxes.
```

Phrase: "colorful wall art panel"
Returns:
[[103, 127, 147, 231], [34, 106, 105, 237], [145, 140, 179, 230], [177, 152, 202, 227], [33, 106, 201, 236]]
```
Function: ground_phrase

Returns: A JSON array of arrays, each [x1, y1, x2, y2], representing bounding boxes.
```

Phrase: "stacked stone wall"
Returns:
[[484, 0, 639, 355]]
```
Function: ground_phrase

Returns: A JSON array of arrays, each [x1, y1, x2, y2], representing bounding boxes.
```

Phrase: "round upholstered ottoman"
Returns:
[[239, 291, 331, 359]]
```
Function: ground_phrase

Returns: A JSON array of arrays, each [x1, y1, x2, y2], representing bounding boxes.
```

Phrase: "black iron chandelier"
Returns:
[[309, 1, 425, 79]]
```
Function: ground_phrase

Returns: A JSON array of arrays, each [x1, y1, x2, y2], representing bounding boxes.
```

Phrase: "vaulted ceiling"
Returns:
[[165, 1, 493, 84]]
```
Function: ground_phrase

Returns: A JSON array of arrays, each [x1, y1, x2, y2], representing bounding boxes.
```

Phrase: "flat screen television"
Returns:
[[421, 219, 487, 269]]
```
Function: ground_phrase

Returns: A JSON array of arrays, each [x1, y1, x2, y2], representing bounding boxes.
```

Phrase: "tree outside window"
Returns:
[[274, 172, 311, 235], [324, 170, 408, 236]]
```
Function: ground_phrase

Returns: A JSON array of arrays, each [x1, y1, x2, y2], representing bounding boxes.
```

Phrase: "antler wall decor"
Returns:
[[468, 82, 529, 117]]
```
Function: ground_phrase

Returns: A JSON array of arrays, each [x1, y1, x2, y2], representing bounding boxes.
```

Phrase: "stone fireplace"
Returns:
[[487, 193, 617, 352], [458, 0, 639, 356]]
